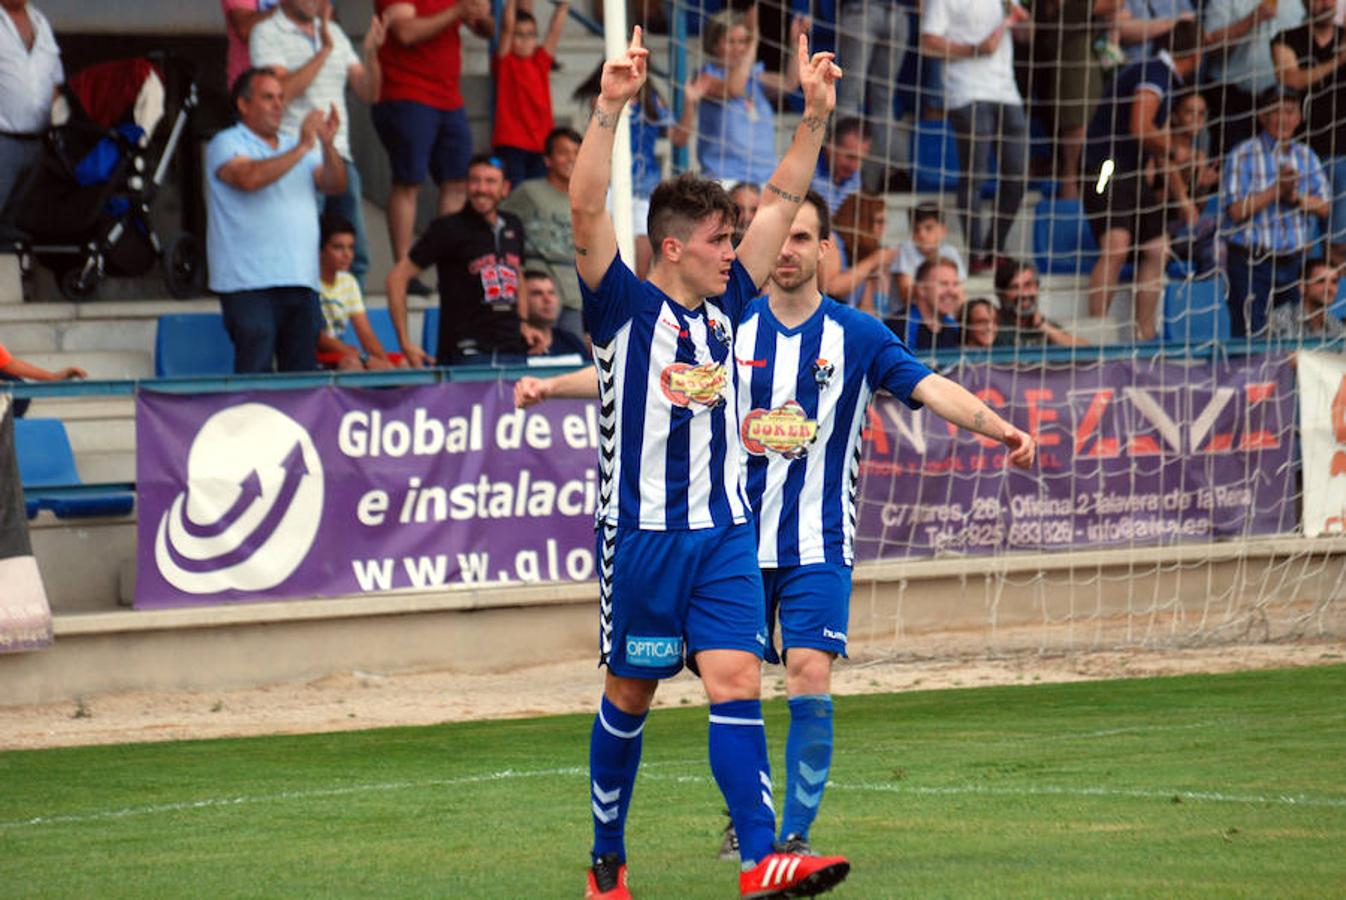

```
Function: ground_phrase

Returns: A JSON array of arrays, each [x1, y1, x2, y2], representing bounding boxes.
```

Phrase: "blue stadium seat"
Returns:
[[1162, 275, 1231, 345], [154, 313, 234, 377], [1033, 197, 1098, 276], [13, 418, 134, 519], [1333, 274, 1346, 321], [340, 307, 402, 354], [421, 307, 440, 359], [911, 120, 960, 192]]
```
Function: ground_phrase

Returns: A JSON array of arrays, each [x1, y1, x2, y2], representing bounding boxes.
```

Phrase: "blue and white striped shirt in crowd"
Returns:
[[582, 254, 755, 531], [1221, 132, 1329, 254], [734, 296, 934, 567]]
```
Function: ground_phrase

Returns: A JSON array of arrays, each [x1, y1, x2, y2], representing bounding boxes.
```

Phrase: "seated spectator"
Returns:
[[522, 269, 587, 357], [493, 0, 569, 187], [0, 339, 85, 417], [961, 296, 1004, 348], [501, 127, 584, 337], [315, 215, 404, 371], [206, 67, 347, 373], [1271, 258, 1346, 339], [683, 7, 809, 185], [820, 192, 897, 316], [1271, 0, 1346, 264], [386, 154, 531, 366], [811, 117, 871, 214], [1222, 84, 1330, 337], [994, 259, 1088, 345], [1, 0, 63, 240], [1082, 19, 1201, 340], [1146, 90, 1220, 276], [249, 0, 384, 289], [894, 202, 966, 307], [729, 182, 760, 246], [906, 256, 964, 350]]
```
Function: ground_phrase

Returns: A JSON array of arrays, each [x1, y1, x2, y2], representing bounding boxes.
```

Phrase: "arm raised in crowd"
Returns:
[[349, 14, 386, 103], [543, 0, 570, 58], [570, 27, 649, 290], [312, 106, 348, 195], [735, 33, 841, 288]]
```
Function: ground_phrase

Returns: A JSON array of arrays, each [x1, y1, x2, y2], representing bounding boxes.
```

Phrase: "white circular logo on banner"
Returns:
[[154, 403, 324, 594]]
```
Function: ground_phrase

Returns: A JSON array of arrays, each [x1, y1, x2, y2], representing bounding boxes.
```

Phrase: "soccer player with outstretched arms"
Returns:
[[520, 184, 1035, 890], [560, 25, 850, 900]]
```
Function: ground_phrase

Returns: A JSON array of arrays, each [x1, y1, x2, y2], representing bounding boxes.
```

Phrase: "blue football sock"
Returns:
[[707, 699, 778, 866], [780, 694, 834, 841], [590, 695, 647, 865]]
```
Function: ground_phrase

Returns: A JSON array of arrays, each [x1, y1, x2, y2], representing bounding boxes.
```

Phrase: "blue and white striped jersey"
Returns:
[[582, 254, 756, 531], [734, 296, 934, 567]]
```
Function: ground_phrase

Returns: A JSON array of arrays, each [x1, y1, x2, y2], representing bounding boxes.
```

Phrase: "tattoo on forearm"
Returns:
[[972, 410, 986, 432], [575, 245, 588, 256], [593, 106, 619, 130], [801, 115, 827, 135], [766, 182, 803, 203]]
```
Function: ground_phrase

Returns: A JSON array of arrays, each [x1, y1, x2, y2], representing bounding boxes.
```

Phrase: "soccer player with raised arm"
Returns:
[[564, 26, 849, 900], [519, 191, 1036, 878]]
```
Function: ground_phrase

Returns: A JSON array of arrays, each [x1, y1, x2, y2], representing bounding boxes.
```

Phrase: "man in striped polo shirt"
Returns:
[[566, 27, 850, 900]]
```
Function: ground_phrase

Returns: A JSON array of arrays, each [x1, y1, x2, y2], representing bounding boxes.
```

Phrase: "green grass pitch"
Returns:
[[2, 665, 1345, 898]]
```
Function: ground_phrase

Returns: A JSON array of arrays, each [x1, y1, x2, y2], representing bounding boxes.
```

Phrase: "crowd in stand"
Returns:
[[3, 0, 1346, 377]]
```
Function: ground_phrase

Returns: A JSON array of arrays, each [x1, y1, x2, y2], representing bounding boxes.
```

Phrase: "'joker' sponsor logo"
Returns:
[[741, 401, 818, 458], [661, 362, 727, 408]]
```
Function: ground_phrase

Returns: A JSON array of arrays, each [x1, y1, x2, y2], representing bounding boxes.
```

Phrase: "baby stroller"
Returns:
[[12, 53, 203, 300]]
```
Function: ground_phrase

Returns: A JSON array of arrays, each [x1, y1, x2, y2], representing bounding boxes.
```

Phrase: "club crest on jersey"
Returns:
[[708, 317, 731, 347], [813, 358, 835, 388], [661, 362, 727, 408], [741, 400, 819, 458]]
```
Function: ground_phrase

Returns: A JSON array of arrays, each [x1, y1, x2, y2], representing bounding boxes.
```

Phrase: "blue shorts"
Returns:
[[371, 100, 473, 186], [762, 563, 853, 665], [597, 521, 766, 679]]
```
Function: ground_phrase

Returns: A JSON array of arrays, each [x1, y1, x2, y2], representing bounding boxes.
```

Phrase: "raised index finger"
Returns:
[[629, 25, 643, 52]]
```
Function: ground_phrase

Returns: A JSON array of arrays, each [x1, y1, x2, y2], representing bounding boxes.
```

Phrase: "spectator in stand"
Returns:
[[250, 0, 384, 290], [1222, 84, 1330, 337], [0, 0, 63, 238], [494, 0, 569, 188], [1272, 0, 1346, 264], [835, 0, 910, 190], [905, 255, 964, 349], [1202, 0, 1304, 155], [818, 191, 897, 316], [206, 68, 347, 373], [501, 127, 584, 337], [683, 7, 809, 185], [375, 0, 495, 297], [522, 269, 588, 357], [315, 215, 403, 371], [387, 154, 532, 366], [993, 258, 1088, 345], [893, 201, 966, 306], [222, 0, 278, 88], [921, 0, 1031, 275], [1147, 90, 1221, 276], [1272, 258, 1346, 339], [1082, 20, 1200, 340], [0, 339, 85, 416], [810, 117, 871, 214], [960, 295, 1003, 348], [1120, 0, 1196, 64], [730, 181, 761, 245]]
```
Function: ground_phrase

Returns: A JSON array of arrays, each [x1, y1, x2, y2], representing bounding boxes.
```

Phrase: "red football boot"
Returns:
[[585, 852, 631, 899], [739, 850, 849, 898]]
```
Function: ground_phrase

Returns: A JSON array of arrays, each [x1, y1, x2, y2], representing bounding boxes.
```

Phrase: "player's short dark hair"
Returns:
[[523, 269, 553, 282], [801, 189, 831, 241], [230, 66, 278, 114], [915, 255, 961, 283], [910, 201, 943, 227], [647, 172, 737, 254], [319, 214, 356, 248], [1162, 18, 1200, 57], [545, 127, 583, 157], [832, 117, 871, 144], [994, 257, 1037, 295]]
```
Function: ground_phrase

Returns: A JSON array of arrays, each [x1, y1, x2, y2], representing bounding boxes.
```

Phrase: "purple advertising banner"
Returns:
[[135, 382, 599, 608], [853, 356, 1298, 560]]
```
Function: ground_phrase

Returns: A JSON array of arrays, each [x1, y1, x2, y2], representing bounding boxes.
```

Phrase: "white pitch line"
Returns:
[[5, 762, 1344, 831]]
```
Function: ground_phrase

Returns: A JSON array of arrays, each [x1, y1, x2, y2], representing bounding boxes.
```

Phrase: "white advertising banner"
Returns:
[[1298, 352, 1346, 537]]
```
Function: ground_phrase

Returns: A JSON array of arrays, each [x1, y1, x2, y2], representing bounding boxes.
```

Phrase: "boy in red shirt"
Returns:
[[493, 0, 569, 187]]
